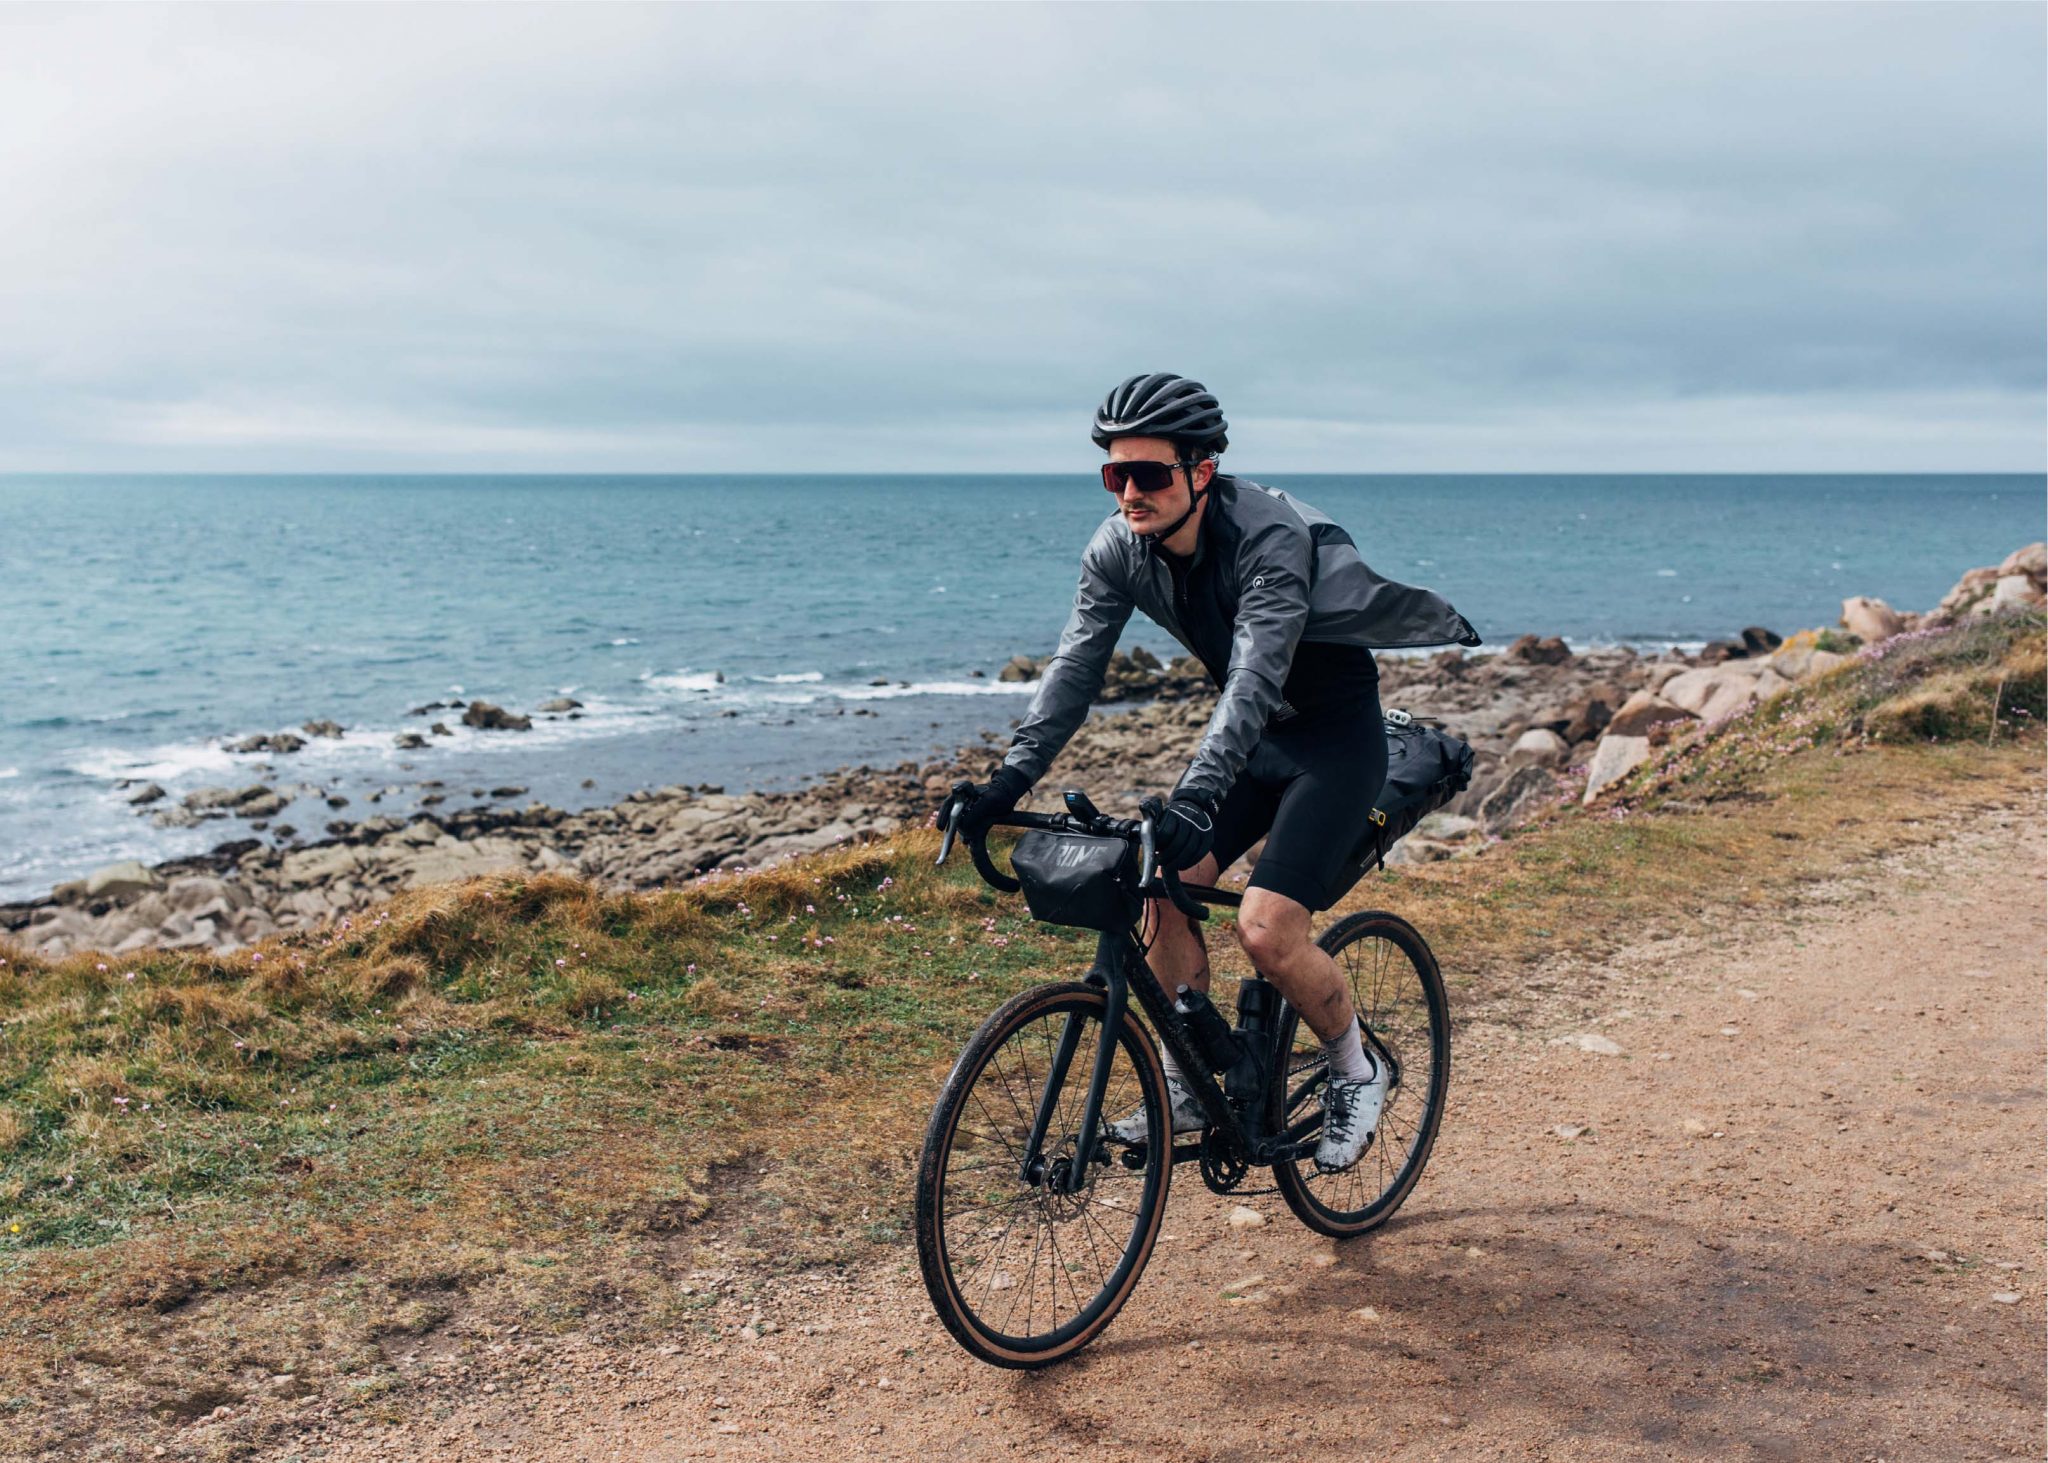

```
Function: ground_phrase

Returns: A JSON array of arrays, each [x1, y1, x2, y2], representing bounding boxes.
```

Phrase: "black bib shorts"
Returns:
[[1204, 649, 1390, 913]]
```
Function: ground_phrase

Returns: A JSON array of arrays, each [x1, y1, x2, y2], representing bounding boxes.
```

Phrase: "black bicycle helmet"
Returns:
[[1091, 373, 1229, 457]]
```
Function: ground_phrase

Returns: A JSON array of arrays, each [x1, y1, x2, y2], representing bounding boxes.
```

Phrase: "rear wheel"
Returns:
[[915, 981, 1172, 1367], [1270, 910, 1449, 1237]]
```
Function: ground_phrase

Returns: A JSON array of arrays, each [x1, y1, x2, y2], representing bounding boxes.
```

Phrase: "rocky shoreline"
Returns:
[[5, 544, 2040, 959]]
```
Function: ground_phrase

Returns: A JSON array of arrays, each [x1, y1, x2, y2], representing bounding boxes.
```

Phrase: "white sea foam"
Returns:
[[836, 680, 1033, 701], [1655, 568, 1679, 577], [643, 669, 725, 694], [69, 741, 238, 782], [753, 671, 825, 684], [0, 767, 18, 779], [608, 637, 640, 646]]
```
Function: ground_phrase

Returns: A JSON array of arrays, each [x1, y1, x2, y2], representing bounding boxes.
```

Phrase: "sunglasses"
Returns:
[[1100, 460, 1190, 495]]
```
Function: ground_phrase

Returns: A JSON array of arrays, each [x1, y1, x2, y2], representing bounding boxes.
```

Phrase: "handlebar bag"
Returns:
[[1009, 831, 1142, 932]]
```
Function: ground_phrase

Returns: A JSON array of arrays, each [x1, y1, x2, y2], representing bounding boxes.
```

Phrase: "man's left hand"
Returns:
[[1142, 793, 1216, 872]]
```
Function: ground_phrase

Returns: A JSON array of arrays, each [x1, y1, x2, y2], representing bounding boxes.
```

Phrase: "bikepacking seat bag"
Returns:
[[1009, 830, 1143, 932], [1332, 710, 1476, 896]]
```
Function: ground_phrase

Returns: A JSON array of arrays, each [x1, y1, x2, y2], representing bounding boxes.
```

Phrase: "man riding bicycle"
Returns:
[[953, 372, 1476, 1173]]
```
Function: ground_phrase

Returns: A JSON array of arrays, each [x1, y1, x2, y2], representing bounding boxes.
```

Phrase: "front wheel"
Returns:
[[915, 981, 1172, 1367], [1269, 910, 1450, 1238]]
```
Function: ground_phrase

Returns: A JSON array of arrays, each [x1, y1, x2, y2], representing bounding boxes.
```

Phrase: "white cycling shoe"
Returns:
[[1107, 1079, 1207, 1145], [1314, 1058, 1389, 1173]]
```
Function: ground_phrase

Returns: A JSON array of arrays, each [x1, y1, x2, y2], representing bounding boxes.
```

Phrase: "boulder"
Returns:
[[536, 698, 583, 714], [393, 732, 429, 750], [1507, 728, 1569, 768], [1582, 734, 1652, 803], [151, 805, 201, 829], [85, 860, 163, 899], [1505, 634, 1572, 666], [997, 655, 1045, 683], [236, 791, 288, 820], [1558, 696, 1612, 745], [227, 732, 307, 755], [1999, 542, 2046, 579], [461, 701, 533, 732], [1659, 668, 1759, 725], [1925, 547, 2044, 623], [1990, 574, 2044, 611], [1841, 597, 1904, 644], [388, 836, 533, 889], [276, 845, 368, 887], [125, 782, 167, 807], [1414, 812, 1479, 840], [1479, 766, 1557, 832], [184, 784, 270, 812], [302, 720, 345, 739], [1605, 691, 1698, 738]]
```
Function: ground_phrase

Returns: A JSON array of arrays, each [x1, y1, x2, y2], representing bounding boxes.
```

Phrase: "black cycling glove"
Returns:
[[1142, 792, 1217, 872], [952, 766, 1031, 839]]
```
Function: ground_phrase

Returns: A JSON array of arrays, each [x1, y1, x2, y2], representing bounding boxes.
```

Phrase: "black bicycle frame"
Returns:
[[934, 787, 1323, 1196], [1032, 918, 1318, 1196]]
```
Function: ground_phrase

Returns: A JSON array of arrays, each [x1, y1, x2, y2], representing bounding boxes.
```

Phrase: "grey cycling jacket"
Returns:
[[1001, 475, 1480, 807]]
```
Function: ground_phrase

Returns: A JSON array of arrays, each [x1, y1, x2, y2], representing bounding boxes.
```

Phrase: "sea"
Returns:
[[1, 473, 2040, 901]]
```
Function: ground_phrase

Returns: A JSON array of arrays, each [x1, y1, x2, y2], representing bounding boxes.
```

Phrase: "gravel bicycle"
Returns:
[[913, 783, 1450, 1368]]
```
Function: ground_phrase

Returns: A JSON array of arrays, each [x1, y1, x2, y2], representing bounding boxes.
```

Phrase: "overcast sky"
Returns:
[[2, 4, 2042, 473]]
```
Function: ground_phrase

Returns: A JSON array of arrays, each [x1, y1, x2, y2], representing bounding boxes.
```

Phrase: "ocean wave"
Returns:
[[752, 671, 825, 684], [836, 680, 1033, 701], [69, 741, 239, 783], [643, 669, 724, 694], [607, 637, 640, 646], [0, 767, 19, 779]]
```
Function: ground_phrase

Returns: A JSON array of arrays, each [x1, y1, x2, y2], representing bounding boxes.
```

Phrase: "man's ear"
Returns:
[[1194, 459, 1216, 491]]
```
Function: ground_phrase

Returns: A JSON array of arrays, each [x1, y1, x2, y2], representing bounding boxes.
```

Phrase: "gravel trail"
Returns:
[[318, 802, 2044, 1462]]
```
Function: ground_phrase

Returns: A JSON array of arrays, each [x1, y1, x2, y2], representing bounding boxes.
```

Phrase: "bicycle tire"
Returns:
[[915, 980, 1171, 1367], [1268, 910, 1450, 1238]]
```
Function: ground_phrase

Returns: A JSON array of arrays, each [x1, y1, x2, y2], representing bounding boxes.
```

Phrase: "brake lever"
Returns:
[[935, 779, 972, 866], [1135, 807, 1208, 920]]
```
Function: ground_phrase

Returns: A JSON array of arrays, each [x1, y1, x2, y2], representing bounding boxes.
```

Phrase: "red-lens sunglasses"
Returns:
[[1099, 460, 1188, 495]]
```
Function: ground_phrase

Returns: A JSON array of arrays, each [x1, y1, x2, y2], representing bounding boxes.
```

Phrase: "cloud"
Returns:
[[0, 3, 2040, 471]]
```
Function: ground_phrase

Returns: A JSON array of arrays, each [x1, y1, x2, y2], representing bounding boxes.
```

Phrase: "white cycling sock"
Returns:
[[1323, 1017, 1375, 1083], [1159, 1043, 1189, 1090]]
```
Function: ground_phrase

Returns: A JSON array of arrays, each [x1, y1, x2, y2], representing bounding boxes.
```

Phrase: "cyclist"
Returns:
[[952, 373, 1476, 1172]]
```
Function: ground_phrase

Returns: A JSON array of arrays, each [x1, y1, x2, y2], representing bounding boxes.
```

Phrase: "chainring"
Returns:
[[1197, 1127, 1249, 1195]]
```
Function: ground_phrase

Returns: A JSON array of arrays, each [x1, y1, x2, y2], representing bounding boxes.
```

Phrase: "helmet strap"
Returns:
[[1141, 458, 1209, 547]]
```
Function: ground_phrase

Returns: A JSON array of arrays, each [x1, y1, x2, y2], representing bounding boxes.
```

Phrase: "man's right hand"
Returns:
[[946, 766, 1031, 838]]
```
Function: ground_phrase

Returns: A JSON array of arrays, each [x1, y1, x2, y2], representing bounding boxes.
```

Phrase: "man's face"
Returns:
[[1106, 436, 1211, 534]]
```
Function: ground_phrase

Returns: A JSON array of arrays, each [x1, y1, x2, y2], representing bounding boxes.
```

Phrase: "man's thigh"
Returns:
[[1245, 720, 1389, 912], [1206, 743, 1290, 880]]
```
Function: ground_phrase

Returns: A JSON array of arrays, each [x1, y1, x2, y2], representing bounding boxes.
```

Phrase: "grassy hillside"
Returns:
[[0, 609, 2040, 1451]]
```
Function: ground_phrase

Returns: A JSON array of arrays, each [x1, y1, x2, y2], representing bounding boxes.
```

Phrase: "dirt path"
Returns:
[[315, 804, 2044, 1462]]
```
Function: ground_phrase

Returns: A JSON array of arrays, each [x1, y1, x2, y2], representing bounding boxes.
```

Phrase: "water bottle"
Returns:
[[1173, 985, 1243, 1073]]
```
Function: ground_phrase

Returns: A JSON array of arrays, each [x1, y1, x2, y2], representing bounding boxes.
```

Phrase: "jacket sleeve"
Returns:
[[1001, 529, 1134, 787], [1175, 517, 1313, 806]]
